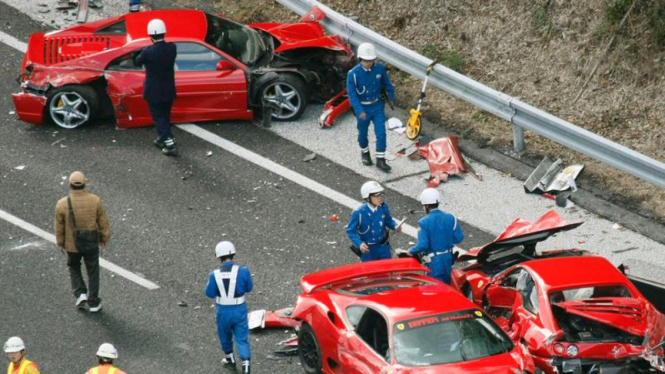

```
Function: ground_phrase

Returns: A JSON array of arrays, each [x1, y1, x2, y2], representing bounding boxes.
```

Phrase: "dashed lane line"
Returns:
[[0, 30, 27, 52], [0, 208, 160, 290], [177, 124, 421, 239]]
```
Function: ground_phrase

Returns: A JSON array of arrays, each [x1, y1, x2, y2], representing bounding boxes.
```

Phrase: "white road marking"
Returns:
[[0, 208, 160, 290], [0, 30, 27, 52], [178, 124, 421, 238]]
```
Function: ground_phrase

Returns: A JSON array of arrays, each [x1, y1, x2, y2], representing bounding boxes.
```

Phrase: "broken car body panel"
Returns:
[[453, 212, 665, 373], [14, 9, 353, 129], [292, 258, 535, 374]]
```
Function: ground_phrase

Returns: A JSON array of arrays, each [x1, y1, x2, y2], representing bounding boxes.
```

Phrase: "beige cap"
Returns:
[[69, 171, 86, 186]]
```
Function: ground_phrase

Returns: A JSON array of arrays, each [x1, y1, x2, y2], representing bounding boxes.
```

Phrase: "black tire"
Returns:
[[46, 85, 99, 129], [298, 323, 323, 374], [261, 74, 308, 121]]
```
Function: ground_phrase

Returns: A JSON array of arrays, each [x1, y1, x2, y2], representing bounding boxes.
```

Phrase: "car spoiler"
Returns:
[[300, 258, 428, 294]]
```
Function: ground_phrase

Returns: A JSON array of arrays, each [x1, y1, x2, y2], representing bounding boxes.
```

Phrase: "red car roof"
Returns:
[[524, 255, 631, 291], [361, 284, 481, 323], [125, 10, 207, 41]]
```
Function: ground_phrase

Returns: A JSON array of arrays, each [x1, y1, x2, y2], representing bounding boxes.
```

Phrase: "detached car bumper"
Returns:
[[12, 92, 45, 124]]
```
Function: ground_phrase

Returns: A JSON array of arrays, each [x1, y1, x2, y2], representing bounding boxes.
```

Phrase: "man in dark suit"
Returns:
[[135, 18, 179, 156]]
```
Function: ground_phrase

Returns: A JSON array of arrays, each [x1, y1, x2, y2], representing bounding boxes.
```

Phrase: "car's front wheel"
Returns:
[[46, 85, 99, 129], [261, 74, 307, 121], [298, 323, 323, 374]]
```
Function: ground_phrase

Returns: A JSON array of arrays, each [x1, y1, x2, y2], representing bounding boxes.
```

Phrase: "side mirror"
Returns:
[[216, 60, 235, 72]]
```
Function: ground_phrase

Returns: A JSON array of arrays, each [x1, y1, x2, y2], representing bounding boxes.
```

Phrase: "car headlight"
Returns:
[[566, 344, 579, 357]]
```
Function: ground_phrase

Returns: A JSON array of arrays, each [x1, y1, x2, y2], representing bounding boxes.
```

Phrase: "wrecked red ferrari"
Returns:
[[12, 8, 354, 129], [292, 258, 535, 374], [453, 210, 665, 374]]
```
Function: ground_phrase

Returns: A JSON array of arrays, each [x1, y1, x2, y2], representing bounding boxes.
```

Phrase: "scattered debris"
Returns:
[[248, 309, 266, 329], [9, 111, 15, 115], [387, 117, 406, 134], [415, 136, 480, 187], [330, 215, 339, 221], [206, 151, 213, 157], [524, 157, 583, 194], [14, 165, 26, 170], [326, 241, 337, 245], [51, 138, 66, 146], [612, 223, 623, 230], [302, 153, 316, 162], [76, 0, 88, 23], [177, 301, 188, 307], [318, 89, 350, 128], [193, 305, 201, 310], [612, 247, 638, 254]]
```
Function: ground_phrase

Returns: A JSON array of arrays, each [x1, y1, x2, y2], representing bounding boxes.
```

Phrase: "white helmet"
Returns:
[[215, 241, 236, 258], [357, 42, 377, 60], [361, 181, 384, 199], [419, 188, 440, 205], [96, 343, 118, 359], [4, 337, 25, 353], [147, 19, 167, 36]]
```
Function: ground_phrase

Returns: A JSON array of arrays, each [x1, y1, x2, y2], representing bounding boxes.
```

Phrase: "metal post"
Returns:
[[513, 124, 525, 153]]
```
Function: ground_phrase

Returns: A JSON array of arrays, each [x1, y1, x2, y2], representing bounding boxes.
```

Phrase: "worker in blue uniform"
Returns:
[[128, 0, 140, 12], [408, 188, 464, 285], [135, 19, 179, 156], [205, 241, 253, 374], [347, 181, 402, 262], [346, 42, 396, 172]]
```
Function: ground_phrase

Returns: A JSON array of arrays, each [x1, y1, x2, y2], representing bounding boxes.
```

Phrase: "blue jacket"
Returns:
[[347, 203, 397, 248], [135, 40, 177, 102], [346, 63, 395, 115], [409, 210, 464, 255], [205, 261, 253, 300]]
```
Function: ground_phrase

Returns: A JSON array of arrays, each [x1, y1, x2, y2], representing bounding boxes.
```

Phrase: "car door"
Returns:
[[171, 41, 250, 123], [340, 306, 392, 374], [105, 48, 153, 128]]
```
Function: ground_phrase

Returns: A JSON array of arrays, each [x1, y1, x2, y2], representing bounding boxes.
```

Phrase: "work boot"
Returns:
[[222, 353, 236, 366], [241, 360, 250, 374], [153, 137, 166, 150], [376, 157, 391, 172], [361, 151, 373, 166]]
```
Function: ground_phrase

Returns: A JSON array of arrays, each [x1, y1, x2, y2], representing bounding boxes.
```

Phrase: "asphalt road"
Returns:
[[0, 3, 493, 373]]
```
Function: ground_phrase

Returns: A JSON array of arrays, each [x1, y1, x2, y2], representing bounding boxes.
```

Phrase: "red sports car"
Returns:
[[12, 8, 354, 129], [292, 258, 536, 374], [453, 210, 665, 374]]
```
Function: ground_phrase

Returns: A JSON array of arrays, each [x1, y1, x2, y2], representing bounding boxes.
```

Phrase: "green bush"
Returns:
[[421, 43, 466, 73], [604, 0, 634, 23]]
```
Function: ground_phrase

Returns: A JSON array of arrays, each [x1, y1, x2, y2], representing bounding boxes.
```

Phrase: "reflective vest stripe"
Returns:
[[7, 360, 34, 374], [214, 266, 245, 305]]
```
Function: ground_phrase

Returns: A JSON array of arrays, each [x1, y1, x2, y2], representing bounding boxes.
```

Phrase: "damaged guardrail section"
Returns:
[[277, 0, 665, 189]]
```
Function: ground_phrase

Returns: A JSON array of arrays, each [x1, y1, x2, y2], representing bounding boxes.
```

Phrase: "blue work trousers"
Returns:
[[356, 102, 387, 152], [216, 303, 251, 360], [148, 100, 174, 141], [428, 252, 453, 285], [360, 243, 392, 262]]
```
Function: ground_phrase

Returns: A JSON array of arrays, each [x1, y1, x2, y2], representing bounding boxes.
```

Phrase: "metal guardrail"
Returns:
[[277, 0, 665, 189]]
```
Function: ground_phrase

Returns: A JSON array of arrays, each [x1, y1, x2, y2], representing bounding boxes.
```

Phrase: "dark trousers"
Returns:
[[148, 100, 174, 141], [66, 250, 100, 305]]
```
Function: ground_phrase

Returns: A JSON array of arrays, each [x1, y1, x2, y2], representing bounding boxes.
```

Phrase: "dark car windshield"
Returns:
[[393, 310, 513, 367], [204, 13, 265, 66]]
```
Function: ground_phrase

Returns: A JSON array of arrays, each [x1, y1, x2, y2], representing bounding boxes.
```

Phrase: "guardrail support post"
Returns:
[[513, 124, 525, 153]]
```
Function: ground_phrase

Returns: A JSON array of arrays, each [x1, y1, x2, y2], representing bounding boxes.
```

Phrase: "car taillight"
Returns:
[[553, 343, 565, 354], [566, 344, 579, 357]]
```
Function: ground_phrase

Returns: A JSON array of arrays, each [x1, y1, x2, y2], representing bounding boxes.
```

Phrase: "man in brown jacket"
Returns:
[[55, 171, 111, 313]]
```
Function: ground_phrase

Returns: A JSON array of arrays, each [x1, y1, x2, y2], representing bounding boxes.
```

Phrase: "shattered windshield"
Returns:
[[204, 13, 265, 66], [549, 285, 632, 303], [393, 310, 513, 367]]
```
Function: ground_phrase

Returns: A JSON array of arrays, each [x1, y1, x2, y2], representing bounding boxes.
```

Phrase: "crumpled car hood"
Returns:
[[457, 210, 582, 264], [556, 298, 648, 337]]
